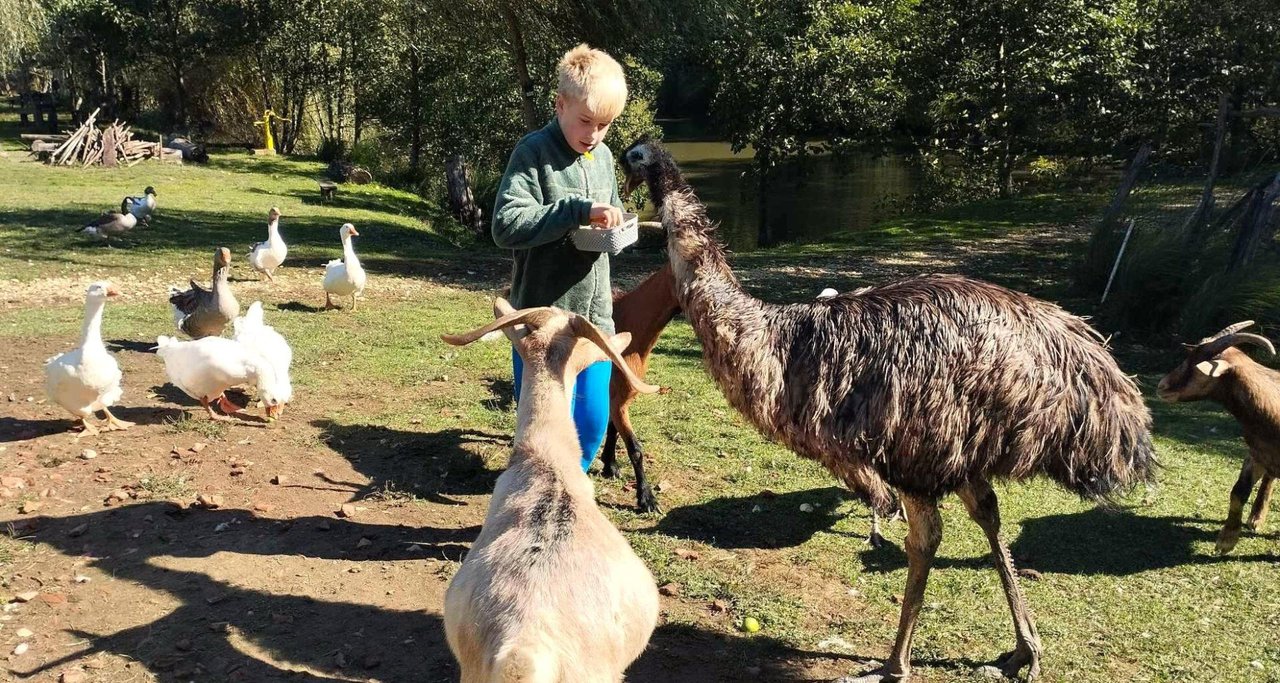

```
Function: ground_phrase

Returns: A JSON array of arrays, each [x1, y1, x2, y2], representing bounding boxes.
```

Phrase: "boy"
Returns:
[[492, 44, 628, 472]]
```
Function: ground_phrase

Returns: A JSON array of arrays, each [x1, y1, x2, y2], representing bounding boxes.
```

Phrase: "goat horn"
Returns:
[[1200, 320, 1255, 344], [441, 307, 557, 346], [1199, 330, 1276, 359], [569, 316, 660, 395]]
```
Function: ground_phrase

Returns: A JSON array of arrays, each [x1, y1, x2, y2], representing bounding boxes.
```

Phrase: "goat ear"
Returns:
[[569, 317, 659, 394], [1195, 359, 1231, 378], [442, 307, 554, 346], [609, 332, 632, 354]]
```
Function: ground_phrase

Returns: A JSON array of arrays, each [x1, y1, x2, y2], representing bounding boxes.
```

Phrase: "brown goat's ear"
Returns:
[[1195, 359, 1231, 378], [608, 332, 632, 355]]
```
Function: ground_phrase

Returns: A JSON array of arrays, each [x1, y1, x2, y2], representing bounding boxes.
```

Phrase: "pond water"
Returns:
[[654, 136, 919, 251]]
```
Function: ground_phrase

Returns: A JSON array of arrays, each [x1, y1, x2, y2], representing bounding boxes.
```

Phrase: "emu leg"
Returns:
[[958, 479, 1043, 681], [1217, 456, 1258, 554], [601, 423, 621, 479], [101, 407, 135, 431], [840, 495, 941, 683], [1247, 472, 1274, 532]]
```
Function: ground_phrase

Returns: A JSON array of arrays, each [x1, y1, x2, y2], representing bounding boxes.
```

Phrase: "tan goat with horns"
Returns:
[[440, 299, 660, 683], [1158, 320, 1278, 553]]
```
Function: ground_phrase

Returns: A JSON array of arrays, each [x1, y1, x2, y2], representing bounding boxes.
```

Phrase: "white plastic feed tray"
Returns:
[[572, 212, 639, 255]]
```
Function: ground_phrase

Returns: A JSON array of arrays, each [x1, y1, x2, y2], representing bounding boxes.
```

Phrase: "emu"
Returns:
[[1157, 320, 1277, 554], [619, 138, 1155, 682], [441, 300, 660, 683]]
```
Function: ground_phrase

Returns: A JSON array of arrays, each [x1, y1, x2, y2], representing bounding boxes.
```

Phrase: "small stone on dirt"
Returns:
[[191, 443, 207, 453], [79, 449, 97, 460], [214, 522, 232, 533], [356, 537, 372, 549], [18, 501, 42, 514], [14, 591, 39, 603], [13, 642, 28, 655], [1, 476, 26, 489], [16, 628, 33, 638], [338, 504, 357, 518], [799, 503, 814, 513], [40, 593, 67, 606], [655, 479, 672, 492], [59, 670, 87, 683], [659, 583, 682, 597], [196, 494, 224, 509], [74, 575, 91, 584], [106, 489, 130, 504], [674, 548, 700, 561], [253, 502, 275, 513], [406, 544, 423, 552], [270, 475, 288, 486]]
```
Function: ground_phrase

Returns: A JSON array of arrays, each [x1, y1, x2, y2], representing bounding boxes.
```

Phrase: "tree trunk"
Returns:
[[1181, 93, 1231, 241], [1227, 173, 1280, 273], [755, 153, 772, 248], [1095, 143, 1152, 240], [499, 0, 540, 132], [446, 154, 485, 238]]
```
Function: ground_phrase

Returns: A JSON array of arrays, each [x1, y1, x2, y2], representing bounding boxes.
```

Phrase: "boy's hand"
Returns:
[[589, 203, 623, 229]]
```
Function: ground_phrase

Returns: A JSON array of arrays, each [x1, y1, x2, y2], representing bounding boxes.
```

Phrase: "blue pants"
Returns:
[[512, 348, 612, 472]]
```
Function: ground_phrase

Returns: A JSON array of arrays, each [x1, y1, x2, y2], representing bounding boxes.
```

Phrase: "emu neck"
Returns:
[[512, 359, 586, 474], [80, 297, 107, 350]]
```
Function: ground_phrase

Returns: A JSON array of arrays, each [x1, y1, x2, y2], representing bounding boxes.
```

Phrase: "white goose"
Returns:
[[323, 223, 365, 310], [155, 335, 286, 422], [232, 301, 292, 418], [248, 207, 288, 281], [44, 281, 133, 437]]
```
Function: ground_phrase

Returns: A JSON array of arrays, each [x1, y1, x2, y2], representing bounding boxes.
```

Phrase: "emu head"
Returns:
[[441, 298, 659, 396], [620, 136, 677, 200], [1157, 320, 1276, 402]]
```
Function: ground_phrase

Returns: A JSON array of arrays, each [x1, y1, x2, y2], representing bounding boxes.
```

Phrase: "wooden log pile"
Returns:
[[40, 108, 167, 168]]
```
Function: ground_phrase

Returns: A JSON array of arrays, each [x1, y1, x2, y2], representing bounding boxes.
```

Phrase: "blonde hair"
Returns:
[[557, 44, 628, 121]]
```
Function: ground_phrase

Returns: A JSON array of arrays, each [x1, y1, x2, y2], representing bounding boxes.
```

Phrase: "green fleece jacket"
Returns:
[[492, 119, 621, 333]]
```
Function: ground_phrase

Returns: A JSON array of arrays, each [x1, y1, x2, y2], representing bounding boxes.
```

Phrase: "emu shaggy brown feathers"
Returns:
[[621, 137, 1154, 682]]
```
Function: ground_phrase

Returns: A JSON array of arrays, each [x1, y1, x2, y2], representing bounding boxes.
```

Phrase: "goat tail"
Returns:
[[491, 645, 557, 683]]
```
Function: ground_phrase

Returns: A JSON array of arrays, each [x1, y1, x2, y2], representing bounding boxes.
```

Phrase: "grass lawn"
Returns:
[[0, 135, 1277, 683]]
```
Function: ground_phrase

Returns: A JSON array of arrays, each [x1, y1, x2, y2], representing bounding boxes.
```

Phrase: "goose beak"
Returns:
[[266, 404, 283, 420], [106, 285, 121, 297], [349, 228, 360, 237]]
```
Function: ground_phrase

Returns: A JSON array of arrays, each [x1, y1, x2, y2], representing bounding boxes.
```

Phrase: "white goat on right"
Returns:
[[441, 299, 660, 683]]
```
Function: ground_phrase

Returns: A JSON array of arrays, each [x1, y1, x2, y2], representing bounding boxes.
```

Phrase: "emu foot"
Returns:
[[834, 663, 908, 683], [636, 485, 661, 514], [976, 645, 1041, 681], [1215, 526, 1242, 554]]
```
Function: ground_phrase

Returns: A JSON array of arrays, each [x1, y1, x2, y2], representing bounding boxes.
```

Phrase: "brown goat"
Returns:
[[620, 138, 1155, 683], [601, 263, 681, 512], [441, 300, 660, 683], [1157, 320, 1278, 553]]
